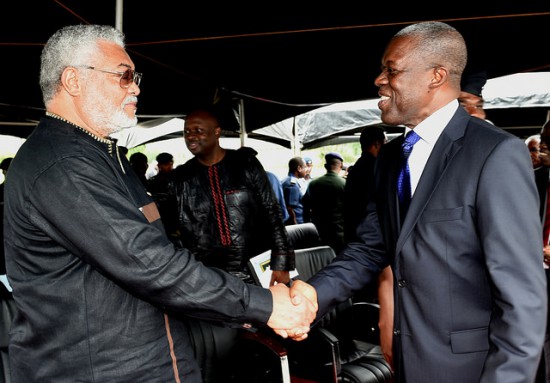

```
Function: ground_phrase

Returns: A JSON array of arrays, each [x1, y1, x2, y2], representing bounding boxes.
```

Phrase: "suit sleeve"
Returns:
[[309, 200, 389, 319], [29, 155, 273, 327], [477, 137, 546, 382]]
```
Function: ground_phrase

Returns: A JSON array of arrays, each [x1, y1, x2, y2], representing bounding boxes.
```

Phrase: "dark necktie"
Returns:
[[397, 130, 421, 218]]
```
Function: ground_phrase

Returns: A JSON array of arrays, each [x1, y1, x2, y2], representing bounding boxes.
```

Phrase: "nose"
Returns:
[[184, 132, 198, 140], [129, 81, 140, 96], [374, 71, 387, 87]]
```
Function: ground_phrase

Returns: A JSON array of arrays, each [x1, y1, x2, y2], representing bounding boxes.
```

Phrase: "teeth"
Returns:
[[380, 96, 389, 101]]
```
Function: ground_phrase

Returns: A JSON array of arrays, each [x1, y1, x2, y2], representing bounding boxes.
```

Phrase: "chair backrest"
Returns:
[[293, 245, 352, 330], [290, 245, 393, 383], [285, 223, 322, 250], [184, 318, 239, 383], [293, 245, 335, 280], [184, 317, 292, 383]]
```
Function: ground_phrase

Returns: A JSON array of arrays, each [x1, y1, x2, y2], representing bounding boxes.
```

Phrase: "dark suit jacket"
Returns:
[[309, 107, 547, 383], [535, 166, 549, 222], [534, 166, 550, 325], [343, 151, 376, 243]]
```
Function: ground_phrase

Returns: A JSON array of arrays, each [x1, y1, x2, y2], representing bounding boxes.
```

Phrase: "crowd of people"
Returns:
[[1, 20, 549, 383]]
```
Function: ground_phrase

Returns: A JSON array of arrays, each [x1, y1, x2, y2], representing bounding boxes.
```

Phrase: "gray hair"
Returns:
[[394, 21, 467, 88], [40, 25, 125, 106], [525, 134, 541, 145]]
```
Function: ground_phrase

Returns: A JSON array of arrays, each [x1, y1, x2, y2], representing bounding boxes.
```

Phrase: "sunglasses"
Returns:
[[77, 65, 142, 88]]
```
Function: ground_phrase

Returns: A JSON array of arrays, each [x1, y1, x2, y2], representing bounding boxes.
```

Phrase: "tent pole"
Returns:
[[292, 117, 301, 156], [115, 0, 123, 31], [238, 98, 247, 147]]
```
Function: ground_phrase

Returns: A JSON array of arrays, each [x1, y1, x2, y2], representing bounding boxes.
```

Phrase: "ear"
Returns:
[[61, 67, 81, 96], [429, 66, 448, 89], [214, 126, 221, 137]]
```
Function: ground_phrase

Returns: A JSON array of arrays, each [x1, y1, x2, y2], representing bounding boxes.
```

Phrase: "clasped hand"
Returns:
[[267, 280, 318, 341]]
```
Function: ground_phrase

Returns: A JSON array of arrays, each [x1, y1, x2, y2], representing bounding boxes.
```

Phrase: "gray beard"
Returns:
[[82, 96, 138, 136], [104, 109, 138, 135]]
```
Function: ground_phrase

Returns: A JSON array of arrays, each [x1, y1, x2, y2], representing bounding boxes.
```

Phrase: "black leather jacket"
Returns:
[[173, 148, 295, 283], [4, 117, 272, 382]]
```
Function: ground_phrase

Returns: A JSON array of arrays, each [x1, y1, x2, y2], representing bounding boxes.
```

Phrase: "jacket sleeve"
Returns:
[[476, 136, 546, 382], [245, 155, 295, 271], [309, 202, 389, 319], [28, 155, 273, 327]]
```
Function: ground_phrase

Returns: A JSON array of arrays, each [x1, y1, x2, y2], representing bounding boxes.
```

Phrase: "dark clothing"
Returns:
[[343, 151, 376, 243], [4, 116, 272, 383], [302, 172, 346, 253], [534, 166, 550, 383], [147, 171, 180, 242], [267, 171, 289, 222], [281, 175, 304, 224], [0, 182, 5, 274], [343, 151, 379, 302], [173, 148, 294, 284], [309, 108, 546, 383]]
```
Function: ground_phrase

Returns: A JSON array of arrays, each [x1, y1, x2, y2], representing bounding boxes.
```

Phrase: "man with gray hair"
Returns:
[[4, 24, 316, 383]]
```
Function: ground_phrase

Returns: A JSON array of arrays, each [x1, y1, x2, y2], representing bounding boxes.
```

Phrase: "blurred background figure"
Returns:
[[147, 152, 178, 241], [129, 152, 149, 188], [302, 152, 346, 253], [459, 70, 488, 120], [118, 146, 129, 158], [266, 170, 289, 223], [344, 125, 387, 243], [526, 134, 542, 169], [298, 156, 314, 194], [0, 158, 12, 188], [282, 156, 307, 225], [147, 152, 174, 194]]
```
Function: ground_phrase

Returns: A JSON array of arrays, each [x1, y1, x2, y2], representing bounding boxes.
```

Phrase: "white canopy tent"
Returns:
[[483, 72, 550, 109], [254, 72, 550, 151], [111, 72, 550, 151], [111, 118, 184, 148]]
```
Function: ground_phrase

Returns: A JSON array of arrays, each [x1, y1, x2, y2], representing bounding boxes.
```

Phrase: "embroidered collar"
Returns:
[[45, 111, 112, 144]]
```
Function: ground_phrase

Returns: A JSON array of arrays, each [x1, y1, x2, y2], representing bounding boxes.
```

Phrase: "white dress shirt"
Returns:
[[404, 100, 459, 197]]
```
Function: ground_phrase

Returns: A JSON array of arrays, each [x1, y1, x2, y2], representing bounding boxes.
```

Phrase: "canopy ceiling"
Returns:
[[1, 2, 550, 138]]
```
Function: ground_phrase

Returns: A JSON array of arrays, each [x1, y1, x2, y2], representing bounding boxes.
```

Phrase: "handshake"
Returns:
[[267, 280, 318, 341]]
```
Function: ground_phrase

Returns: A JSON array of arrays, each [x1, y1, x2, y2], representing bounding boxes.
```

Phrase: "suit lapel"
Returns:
[[395, 110, 469, 253]]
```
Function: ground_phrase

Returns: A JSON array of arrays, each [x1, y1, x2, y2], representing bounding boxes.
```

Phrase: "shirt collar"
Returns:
[[404, 99, 459, 144]]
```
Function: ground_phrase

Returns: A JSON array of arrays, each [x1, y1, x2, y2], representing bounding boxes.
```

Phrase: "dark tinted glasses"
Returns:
[[78, 65, 142, 88]]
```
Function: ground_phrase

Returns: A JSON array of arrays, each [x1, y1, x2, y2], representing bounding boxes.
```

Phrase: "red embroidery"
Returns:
[[208, 166, 232, 246]]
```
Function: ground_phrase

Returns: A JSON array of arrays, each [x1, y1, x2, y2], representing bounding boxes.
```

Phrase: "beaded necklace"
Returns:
[[44, 112, 123, 170], [45, 111, 112, 145]]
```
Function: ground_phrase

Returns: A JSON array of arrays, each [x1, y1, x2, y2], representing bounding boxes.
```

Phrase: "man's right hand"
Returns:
[[267, 283, 316, 340], [289, 280, 318, 311]]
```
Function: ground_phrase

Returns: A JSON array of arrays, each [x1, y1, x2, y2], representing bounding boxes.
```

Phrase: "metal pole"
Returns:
[[115, 0, 123, 31], [292, 117, 301, 155], [238, 98, 247, 147]]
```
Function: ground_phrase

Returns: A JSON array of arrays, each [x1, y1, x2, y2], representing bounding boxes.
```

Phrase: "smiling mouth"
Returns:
[[378, 95, 390, 109]]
